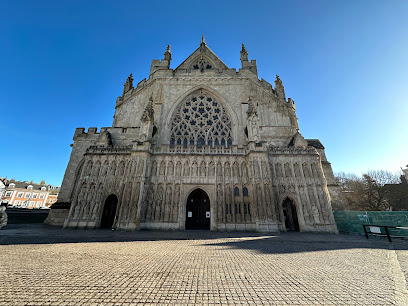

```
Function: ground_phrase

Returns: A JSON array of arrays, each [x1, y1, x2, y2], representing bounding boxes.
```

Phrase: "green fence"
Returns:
[[333, 211, 408, 237]]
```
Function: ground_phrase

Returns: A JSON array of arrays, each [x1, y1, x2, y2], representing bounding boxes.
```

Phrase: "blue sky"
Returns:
[[1, 0, 407, 186]]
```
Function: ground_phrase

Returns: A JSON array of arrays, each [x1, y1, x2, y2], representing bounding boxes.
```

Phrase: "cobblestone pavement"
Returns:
[[0, 224, 407, 305]]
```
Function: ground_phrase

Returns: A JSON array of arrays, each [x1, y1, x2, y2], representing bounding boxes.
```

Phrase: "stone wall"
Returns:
[[44, 208, 70, 226]]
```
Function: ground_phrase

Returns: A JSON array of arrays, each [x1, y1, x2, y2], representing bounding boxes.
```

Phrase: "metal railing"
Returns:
[[363, 224, 408, 242]]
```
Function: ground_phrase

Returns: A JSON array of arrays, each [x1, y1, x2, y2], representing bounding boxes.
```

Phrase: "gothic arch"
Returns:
[[165, 86, 239, 145], [282, 196, 299, 231]]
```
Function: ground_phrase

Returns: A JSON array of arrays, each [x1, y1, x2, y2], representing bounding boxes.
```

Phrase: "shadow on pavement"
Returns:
[[0, 224, 407, 254]]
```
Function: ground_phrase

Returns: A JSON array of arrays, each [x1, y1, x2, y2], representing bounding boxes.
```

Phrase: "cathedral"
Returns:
[[57, 38, 341, 233]]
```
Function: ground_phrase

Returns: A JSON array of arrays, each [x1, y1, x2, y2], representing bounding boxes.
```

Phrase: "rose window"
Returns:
[[170, 92, 232, 148]]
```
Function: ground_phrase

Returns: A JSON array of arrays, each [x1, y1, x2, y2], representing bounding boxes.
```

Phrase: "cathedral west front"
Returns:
[[57, 38, 341, 233]]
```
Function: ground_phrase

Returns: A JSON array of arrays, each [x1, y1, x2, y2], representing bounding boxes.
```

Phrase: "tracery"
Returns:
[[170, 91, 232, 148]]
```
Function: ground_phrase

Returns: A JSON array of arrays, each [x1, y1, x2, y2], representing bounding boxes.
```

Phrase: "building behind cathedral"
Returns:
[[55, 38, 342, 233]]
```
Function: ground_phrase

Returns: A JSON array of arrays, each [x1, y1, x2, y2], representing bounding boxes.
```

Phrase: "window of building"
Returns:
[[243, 187, 249, 197], [170, 91, 233, 148], [27, 185, 33, 190], [17, 192, 24, 198], [41, 187, 46, 191], [5, 191, 12, 197], [22, 201, 28, 207], [39, 194, 45, 199], [9, 183, 15, 188], [122, 128, 127, 133], [32, 193, 38, 199], [29, 201, 35, 207], [49, 199, 54, 204], [14, 200, 20, 206], [37, 201, 42, 207], [234, 187, 239, 196], [25, 193, 31, 198]]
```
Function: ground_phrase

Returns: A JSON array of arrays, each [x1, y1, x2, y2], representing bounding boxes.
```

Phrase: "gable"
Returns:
[[175, 42, 229, 72]]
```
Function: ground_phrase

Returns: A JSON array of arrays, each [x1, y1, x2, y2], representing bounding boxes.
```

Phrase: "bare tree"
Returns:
[[335, 170, 402, 211]]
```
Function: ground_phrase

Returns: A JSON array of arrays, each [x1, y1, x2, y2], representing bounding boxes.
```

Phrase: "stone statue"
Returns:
[[145, 184, 155, 221], [294, 163, 301, 177], [0, 203, 8, 229], [165, 185, 172, 221], [217, 162, 223, 179], [312, 205, 320, 223], [224, 162, 230, 182], [151, 161, 157, 177], [262, 161, 268, 178], [130, 182, 141, 219], [200, 161, 206, 176], [138, 160, 145, 176], [242, 163, 249, 183], [217, 184, 224, 221], [275, 162, 282, 177], [254, 161, 260, 178], [233, 162, 239, 178], [168, 161, 174, 176], [183, 162, 190, 176], [172, 184, 180, 222], [192, 161, 198, 176], [176, 162, 182, 176], [284, 163, 292, 177], [155, 185, 164, 221], [250, 116, 259, 142], [159, 161, 165, 176], [209, 162, 215, 176]]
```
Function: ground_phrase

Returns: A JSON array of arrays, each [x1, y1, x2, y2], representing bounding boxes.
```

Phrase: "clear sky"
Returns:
[[1, 0, 407, 186]]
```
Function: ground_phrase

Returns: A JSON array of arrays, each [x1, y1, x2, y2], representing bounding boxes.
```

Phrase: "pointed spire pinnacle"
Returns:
[[123, 73, 134, 95], [275, 75, 286, 100], [164, 44, 171, 61], [240, 43, 248, 62], [201, 34, 206, 45]]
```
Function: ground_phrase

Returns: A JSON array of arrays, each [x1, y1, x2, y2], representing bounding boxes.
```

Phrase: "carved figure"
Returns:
[[284, 163, 292, 177], [168, 161, 174, 176], [172, 184, 180, 222], [176, 162, 182, 176], [159, 161, 165, 175], [183, 162, 190, 176], [312, 205, 320, 223], [254, 160, 260, 178], [200, 161, 206, 176], [138, 160, 145, 176], [0, 204, 8, 229], [233, 162, 239, 178], [192, 161, 198, 176], [164, 185, 172, 221], [275, 162, 282, 177], [209, 162, 215, 176], [155, 185, 164, 221], [294, 163, 301, 177]]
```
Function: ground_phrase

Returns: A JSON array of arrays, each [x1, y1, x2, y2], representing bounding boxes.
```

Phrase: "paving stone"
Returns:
[[0, 224, 407, 305]]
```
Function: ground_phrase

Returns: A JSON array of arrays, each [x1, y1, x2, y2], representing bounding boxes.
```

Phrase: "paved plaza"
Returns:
[[0, 225, 407, 305]]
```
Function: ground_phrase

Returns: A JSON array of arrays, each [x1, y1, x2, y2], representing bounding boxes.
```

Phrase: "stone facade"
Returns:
[[58, 39, 340, 233]]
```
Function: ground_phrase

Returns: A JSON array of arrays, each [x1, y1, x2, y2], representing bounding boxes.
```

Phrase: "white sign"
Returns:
[[206, 211, 210, 218], [370, 226, 381, 234], [188, 211, 192, 218]]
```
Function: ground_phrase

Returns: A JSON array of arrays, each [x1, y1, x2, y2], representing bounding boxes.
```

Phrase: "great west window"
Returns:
[[170, 91, 232, 148]]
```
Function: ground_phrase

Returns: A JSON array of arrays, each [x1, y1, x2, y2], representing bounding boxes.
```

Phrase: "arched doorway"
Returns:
[[100, 194, 118, 229], [185, 189, 210, 230], [282, 197, 299, 231]]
